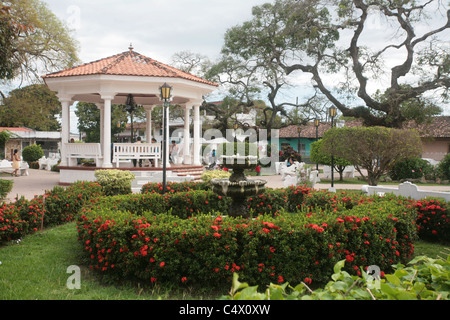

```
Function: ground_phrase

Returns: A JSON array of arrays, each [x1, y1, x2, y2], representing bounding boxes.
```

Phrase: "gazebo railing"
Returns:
[[113, 143, 161, 167]]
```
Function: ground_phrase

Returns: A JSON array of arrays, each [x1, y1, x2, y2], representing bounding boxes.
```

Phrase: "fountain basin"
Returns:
[[210, 178, 267, 198]]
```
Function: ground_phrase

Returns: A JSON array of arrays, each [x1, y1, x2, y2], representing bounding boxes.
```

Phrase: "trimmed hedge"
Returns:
[[76, 192, 418, 288], [141, 181, 210, 194], [1, 181, 103, 244]]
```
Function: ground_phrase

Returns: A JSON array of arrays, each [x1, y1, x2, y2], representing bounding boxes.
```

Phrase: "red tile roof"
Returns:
[[0, 127, 33, 132], [42, 49, 218, 87]]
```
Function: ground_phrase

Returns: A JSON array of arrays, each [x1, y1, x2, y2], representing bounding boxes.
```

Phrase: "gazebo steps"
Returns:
[[172, 168, 204, 181]]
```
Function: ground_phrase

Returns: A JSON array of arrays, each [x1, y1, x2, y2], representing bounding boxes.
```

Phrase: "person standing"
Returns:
[[169, 140, 178, 164], [11, 149, 20, 177]]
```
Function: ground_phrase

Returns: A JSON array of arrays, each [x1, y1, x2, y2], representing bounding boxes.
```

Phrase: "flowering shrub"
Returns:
[[246, 188, 288, 216], [414, 198, 449, 243], [0, 202, 29, 242], [0, 181, 103, 244], [141, 181, 209, 194], [84, 190, 230, 219], [76, 194, 418, 289]]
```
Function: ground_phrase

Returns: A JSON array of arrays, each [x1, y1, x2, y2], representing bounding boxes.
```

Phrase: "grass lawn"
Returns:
[[0, 221, 448, 300], [0, 223, 211, 300]]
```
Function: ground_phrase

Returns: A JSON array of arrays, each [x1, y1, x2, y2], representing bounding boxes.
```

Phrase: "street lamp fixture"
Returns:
[[328, 106, 337, 191], [160, 83, 172, 195]]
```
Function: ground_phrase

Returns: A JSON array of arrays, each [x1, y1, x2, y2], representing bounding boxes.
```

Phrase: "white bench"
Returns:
[[38, 156, 60, 171], [113, 143, 161, 168], [65, 143, 103, 166], [0, 159, 29, 176], [323, 165, 355, 179]]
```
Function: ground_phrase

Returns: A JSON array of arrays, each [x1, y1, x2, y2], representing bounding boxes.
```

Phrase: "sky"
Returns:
[[42, 0, 266, 65], [42, 0, 448, 115]]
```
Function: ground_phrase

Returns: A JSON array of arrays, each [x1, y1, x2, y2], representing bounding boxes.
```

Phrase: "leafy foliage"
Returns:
[[0, 84, 61, 131], [94, 169, 135, 196], [321, 126, 422, 185], [223, 255, 450, 300], [22, 144, 44, 162]]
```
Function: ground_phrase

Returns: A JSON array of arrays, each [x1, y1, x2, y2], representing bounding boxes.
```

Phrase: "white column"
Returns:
[[193, 104, 201, 165], [96, 103, 105, 147], [57, 94, 73, 166], [144, 106, 153, 142], [183, 105, 192, 164], [101, 94, 115, 168]]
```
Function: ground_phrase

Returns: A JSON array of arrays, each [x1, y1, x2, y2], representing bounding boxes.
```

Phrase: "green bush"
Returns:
[[0, 179, 13, 200], [22, 144, 44, 162], [438, 153, 450, 180], [94, 169, 135, 196], [389, 157, 432, 181]]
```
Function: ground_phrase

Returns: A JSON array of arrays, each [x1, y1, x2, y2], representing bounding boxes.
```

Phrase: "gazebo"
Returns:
[[42, 46, 218, 184]]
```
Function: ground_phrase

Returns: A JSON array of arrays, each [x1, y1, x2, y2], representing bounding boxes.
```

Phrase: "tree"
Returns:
[[1, 0, 79, 85], [310, 139, 352, 181], [170, 50, 212, 76], [320, 126, 422, 185], [205, 5, 327, 132], [222, 0, 449, 128], [75, 102, 129, 143], [0, 84, 61, 130]]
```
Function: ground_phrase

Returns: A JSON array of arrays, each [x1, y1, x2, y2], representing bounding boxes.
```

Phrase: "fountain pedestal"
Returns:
[[210, 155, 267, 218]]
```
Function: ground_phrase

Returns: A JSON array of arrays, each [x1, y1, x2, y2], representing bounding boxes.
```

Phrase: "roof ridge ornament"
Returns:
[[128, 43, 134, 52]]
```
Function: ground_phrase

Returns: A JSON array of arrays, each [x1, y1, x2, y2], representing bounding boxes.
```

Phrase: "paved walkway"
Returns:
[[1, 169, 450, 203]]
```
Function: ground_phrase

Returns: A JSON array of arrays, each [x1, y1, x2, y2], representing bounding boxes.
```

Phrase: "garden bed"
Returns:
[[1, 181, 449, 291]]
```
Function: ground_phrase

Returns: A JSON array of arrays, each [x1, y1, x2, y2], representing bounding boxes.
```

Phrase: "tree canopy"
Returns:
[[207, 0, 449, 128], [0, 84, 61, 130], [320, 126, 422, 185], [0, 0, 79, 85]]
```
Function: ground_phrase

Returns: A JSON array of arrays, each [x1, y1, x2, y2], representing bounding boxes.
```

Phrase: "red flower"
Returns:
[[213, 233, 221, 238], [346, 255, 354, 263], [181, 277, 187, 283], [160, 262, 165, 267], [304, 278, 312, 285], [278, 275, 284, 283]]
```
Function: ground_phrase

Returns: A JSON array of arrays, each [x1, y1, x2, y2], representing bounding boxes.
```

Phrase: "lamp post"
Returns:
[[328, 106, 337, 191], [297, 125, 301, 157], [234, 121, 239, 144], [314, 118, 320, 171], [160, 83, 172, 195], [125, 94, 137, 143]]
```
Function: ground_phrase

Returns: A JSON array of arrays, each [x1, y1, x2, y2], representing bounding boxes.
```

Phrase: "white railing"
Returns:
[[362, 182, 450, 201], [65, 143, 103, 166], [113, 143, 161, 167]]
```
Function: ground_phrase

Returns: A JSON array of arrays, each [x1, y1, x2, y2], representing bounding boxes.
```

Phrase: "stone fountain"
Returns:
[[210, 155, 267, 218]]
